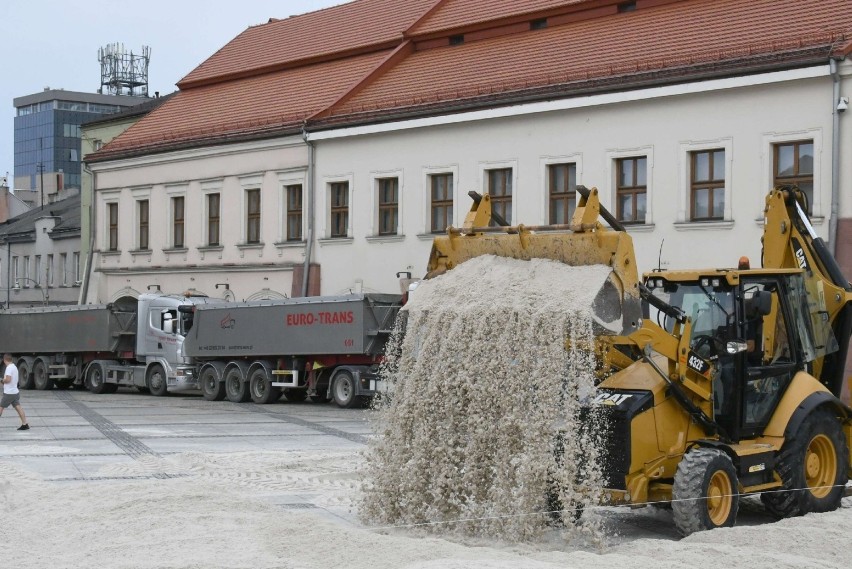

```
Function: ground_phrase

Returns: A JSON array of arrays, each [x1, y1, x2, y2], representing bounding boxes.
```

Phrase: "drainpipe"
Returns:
[[300, 124, 316, 297], [79, 164, 96, 305], [829, 58, 842, 256]]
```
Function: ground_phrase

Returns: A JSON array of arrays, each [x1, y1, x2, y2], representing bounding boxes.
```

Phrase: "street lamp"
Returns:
[[12, 278, 47, 306]]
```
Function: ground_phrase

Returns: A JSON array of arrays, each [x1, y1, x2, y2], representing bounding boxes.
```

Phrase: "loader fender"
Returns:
[[762, 372, 836, 439], [782, 391, 851, 441]]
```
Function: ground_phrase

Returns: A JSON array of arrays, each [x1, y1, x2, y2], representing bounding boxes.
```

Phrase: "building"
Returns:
[[13, 89, 149, 200], [83, 0, 852, 383], [0, 176, 33, 223], [79, 93, 174, 298], [0, 193, 82, 308]]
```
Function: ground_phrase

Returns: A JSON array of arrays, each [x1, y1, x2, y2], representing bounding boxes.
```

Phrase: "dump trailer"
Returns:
[[0, 293, 223, 394], [182, 293, 402, 408], [426, 186, 852, 536]]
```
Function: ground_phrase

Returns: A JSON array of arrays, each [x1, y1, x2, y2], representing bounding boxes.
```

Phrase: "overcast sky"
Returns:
[[0, 0, 341, 184]]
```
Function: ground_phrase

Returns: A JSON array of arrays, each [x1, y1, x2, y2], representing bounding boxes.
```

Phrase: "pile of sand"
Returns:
[[361, 255, 615, 540]]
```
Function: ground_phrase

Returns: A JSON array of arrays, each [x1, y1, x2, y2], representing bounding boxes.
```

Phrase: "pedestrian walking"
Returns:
[[0, 354, 29, 430]]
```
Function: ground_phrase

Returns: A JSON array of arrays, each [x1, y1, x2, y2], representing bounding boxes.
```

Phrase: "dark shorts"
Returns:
[[0, 393, 21, 409]]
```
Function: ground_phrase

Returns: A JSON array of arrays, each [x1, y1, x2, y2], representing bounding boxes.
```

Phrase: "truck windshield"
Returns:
[[649, 283, 735, 350]]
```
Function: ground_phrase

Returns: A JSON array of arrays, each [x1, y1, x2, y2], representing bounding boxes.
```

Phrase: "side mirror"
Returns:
[[754, 290, 772, 316], [726, 340, 748, 355]]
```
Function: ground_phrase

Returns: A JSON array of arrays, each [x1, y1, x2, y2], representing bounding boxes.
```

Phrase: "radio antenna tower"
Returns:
[[98, 43, 151, 97]]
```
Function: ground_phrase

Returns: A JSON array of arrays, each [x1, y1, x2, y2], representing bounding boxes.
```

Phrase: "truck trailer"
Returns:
[[4, 291, 401, 408], [182, 293, 401, 408]]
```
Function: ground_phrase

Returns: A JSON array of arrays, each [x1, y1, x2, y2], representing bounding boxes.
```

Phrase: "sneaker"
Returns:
[[17, 424, 29, 431]]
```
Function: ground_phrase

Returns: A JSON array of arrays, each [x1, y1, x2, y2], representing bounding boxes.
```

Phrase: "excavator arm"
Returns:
[[761, 186, 852, 397]]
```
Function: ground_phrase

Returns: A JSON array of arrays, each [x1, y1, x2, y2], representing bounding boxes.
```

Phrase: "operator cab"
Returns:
[[644, 269, 838, 442]]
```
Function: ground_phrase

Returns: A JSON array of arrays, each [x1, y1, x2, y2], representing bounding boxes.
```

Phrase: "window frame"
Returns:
[[429, 173, 454, 234], [206, 192, 221, 247], [689, 149, 726, 221], [172, 195, 185, 249], [107, 202, 119, 251], [773, 139, 815, 213], [377, 177, 399, 236], [547, 162, 577, 225], [286, 184, 303, 242], [60, 253, 68, 286], [485, 167, 513, 226], [245, 188, 262, 244], [329, 181, 350, 239], [615, 156, 648, 225], [137, 199, 150, 250]]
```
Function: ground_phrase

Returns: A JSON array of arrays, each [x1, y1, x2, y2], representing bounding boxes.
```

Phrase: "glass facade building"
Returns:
[[13, 90, 148, 193]]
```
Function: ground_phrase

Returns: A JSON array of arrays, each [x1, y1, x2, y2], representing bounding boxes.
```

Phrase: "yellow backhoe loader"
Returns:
[[426, 185, 852, 535]]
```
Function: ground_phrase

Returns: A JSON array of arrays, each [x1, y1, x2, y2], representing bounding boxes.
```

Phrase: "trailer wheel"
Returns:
[[17, 361, 34, 390], [200, 368, 226, 401], [86, 363, 109, 394], [33, 360, 54, 390], [761, 408, 848, 518], [332, 371, 361, 409], [146, 364, 169, 397], [249, 368, 280, 404], [672, 447, 740, 536], [225, 368, 250, 403]]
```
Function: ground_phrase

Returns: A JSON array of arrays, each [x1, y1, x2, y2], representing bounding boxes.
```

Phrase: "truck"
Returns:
[[4, 292, 402, 408], [0, 293, 222, 395], [426, 185, 852, 535], [181, 293, 401, 408]]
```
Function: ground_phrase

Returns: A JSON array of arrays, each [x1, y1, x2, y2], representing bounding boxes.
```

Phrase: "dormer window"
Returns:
[[618, 1, 637, 13], [530, 18, 548, 30], [449, 34, 464, 46]]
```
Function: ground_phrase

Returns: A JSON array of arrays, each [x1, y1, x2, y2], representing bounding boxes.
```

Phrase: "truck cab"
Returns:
[[134, 292, 225, 394]]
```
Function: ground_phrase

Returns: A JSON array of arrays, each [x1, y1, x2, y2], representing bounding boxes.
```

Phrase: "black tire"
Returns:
[[225, 367, 250, 403], [283, 388, 307, 403], [146, 364, 169, 397], [761, 408, 848, 518], [672, 447, 740, 536], [136, 386, 150, 394], [17, 361, 34, 390], [310, 391, 331, 403], [331, 371, 362, 409], [200, 367, 226, 401], [33, 360, 54, 390], [249, 368, 280, 404], [85, 363, 109, 394]]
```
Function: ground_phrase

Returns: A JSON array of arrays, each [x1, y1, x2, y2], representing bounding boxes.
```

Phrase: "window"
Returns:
[[774, 140, 814, 213], [616, 156, 647, 224], [93, 140, 103, 151], [23, 256, 30, 282], [330, 182, 349, 238], [377, 178, 399, 235], [690, 149, 725, 221], [548, 163, 577, 224], [34, 256, 41, 285], [107, 203, 118, 251], [246, 189, 261, 244], [487, 168, 512, 225], [138, 200, 149, 250], [207, 193, 220, 246], [286, 185, 303, 241], [73, 252, 80, 282], [172, 196, 185, 248], [47, 255, 54, 286], [430, 174, 453, 233], [60, 253, 67, 286], [12, 256, 18, 282]]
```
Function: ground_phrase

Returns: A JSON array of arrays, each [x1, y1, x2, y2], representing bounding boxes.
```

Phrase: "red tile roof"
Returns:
[[408, 0, 589, 35], [328, 0, 852, 118], [179, 0, 435, 88], [95, 51, 391, 159], [92, 0, 852, 161]]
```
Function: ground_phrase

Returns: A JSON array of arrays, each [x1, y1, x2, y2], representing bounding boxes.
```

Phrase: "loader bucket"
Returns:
[[425, 187, 641, 336]]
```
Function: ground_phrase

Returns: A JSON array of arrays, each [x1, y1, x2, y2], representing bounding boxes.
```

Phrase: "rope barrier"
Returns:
[[367, 482, 852, 531]]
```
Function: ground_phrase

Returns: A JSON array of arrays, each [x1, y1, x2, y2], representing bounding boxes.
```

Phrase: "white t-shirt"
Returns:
[[4, 363, 19, 394]]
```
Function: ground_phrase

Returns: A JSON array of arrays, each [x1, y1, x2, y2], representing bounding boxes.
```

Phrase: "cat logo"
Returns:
[[791, 238, 810, 271], [593, 391, 634, 406]]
